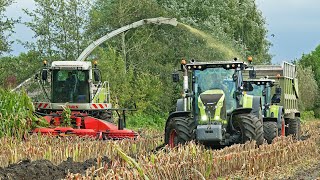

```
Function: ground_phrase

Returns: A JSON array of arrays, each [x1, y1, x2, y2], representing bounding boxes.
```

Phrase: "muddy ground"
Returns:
[[0, 156, 110, 180]]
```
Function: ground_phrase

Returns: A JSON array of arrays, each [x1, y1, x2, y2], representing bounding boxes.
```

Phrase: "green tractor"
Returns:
[[165, 59, 264, 147], [243, 62, 301, 141], [243, 78, 285, 143]]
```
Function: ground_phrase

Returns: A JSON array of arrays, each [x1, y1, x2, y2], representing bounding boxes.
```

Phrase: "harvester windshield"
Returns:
[[194, 68, 236, 112], [52, 69, 90, 103]]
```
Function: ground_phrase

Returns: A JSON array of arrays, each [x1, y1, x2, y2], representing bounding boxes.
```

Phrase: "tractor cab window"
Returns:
[[52, 70, 90, 103], [194, 68, 237, 113]]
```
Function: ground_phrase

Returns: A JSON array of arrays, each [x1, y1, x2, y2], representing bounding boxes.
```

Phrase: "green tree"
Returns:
[[296, 65, 318, 111], [298, 44, 320, 117], [157, 0, 271, 64], [0, 0, 18, 55], [23, 0, 91, 61]]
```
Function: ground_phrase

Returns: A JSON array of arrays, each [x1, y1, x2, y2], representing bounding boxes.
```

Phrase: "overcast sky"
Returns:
[[5, 0, 320, 64], [256, 0, 320, 64]]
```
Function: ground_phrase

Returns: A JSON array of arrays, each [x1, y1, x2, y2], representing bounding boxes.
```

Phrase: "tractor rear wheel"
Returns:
[[233, 114, 264, 145], [263, 121, 278, 144], [287, 117, 301, 140], [165, 116, 196, 147]]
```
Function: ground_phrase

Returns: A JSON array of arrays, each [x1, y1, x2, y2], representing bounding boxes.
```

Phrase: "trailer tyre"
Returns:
[[263, 121, 278, 144], [233, 114, 264, 145], [165, 116, 196, 147], [287, 117, 301, 140]]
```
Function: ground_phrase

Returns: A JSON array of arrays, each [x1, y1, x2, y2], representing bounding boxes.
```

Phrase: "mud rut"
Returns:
[[0, 156, 111, 180]]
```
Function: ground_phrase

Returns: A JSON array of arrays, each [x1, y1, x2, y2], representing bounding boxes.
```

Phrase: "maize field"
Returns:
[[0, 91, 320, 180]]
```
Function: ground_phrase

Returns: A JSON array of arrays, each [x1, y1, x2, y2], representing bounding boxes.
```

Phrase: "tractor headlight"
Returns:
[[201, 115, 208, 121]]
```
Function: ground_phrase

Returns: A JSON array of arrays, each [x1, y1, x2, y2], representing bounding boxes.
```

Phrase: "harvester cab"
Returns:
[[165, 59, 264, 147], [32, 60, 137, 139]]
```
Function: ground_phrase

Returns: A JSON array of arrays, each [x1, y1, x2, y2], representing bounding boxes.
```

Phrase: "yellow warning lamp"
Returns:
[[93, 60, 98, 68], [247, 56, 253, 64], [43, 60, 47, 66], [181, 59, 187, 65]]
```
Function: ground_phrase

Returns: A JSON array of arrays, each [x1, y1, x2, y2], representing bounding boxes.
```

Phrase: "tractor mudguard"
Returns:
[[263, 117, 278, 122], [252, 96, 262, 120], [165, 111, 191, 128], [230, 108, 252, 116], [270, 105, 284, 129], [176, 99, 184, 111], [243, 94, 262, 119]]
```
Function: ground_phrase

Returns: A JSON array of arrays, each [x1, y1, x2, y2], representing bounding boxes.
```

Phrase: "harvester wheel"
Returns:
[[263, 121, 278, 144], [165, 116, 196, 148], [96, 110, 113, 123], [287, 117, 301, 140], [233, 114, 264, 145]]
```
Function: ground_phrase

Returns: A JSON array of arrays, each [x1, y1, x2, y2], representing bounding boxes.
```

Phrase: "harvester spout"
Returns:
[[76, 17, 178, 62]]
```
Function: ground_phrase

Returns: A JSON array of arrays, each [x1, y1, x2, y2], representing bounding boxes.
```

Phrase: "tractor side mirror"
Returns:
[[42, 69, 48, 81], [232, 73, 238, 81], [271, 87, 281, 103], [243, 82, 253, 91], [249, 69, 256, 79], [262, 90, 267, 96], [94, 69, 101, 82], [275, 87, 281, 95], [172, 72, 179, 82]]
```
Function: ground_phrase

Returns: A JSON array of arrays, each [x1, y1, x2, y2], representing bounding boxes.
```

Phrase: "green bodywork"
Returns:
[[242, 94, 253, 108], [245, 81, 282, 121], [197, 89, 227, 125], [93, 87, 108, 103]]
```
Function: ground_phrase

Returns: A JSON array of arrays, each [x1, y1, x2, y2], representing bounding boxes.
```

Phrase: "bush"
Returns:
[[126, 113, 166, 130], [301, 111, 315, 122]]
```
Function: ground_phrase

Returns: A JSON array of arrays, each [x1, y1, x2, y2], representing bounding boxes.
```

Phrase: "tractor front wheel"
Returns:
[[233, 114, 264, 145], [165, 116, 196, 148], [263, 121, 278, 144]]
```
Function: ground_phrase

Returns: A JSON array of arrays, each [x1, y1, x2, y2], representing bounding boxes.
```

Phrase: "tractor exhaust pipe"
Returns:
[[182, 60, 189, 111]]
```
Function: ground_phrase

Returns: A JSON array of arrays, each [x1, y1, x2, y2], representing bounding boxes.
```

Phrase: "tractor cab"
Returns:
[[184, 60, 248, 123], [243, 79, 275, 117]]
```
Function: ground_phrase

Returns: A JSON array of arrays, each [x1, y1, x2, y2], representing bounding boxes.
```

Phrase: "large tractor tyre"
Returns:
[[165, 116, 196, 148], [95, 110, 114, 123], [233, 114, 264, 145], [287, 117, 301, 140], [263, 121, 278, 144]]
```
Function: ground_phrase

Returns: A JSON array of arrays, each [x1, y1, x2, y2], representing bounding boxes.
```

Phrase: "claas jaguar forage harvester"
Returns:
[[32, 60, 137, 140]]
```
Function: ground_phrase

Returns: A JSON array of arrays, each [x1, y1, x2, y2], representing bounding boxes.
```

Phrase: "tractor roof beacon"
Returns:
[[165, 59, 264, 147]]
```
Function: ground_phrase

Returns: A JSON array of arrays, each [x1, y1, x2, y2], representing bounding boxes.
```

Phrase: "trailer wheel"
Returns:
[[287, 117, 301, 140], [233, 114, 264, 145], [165, 116, 195, 148], [263, 121, 278, 144]]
